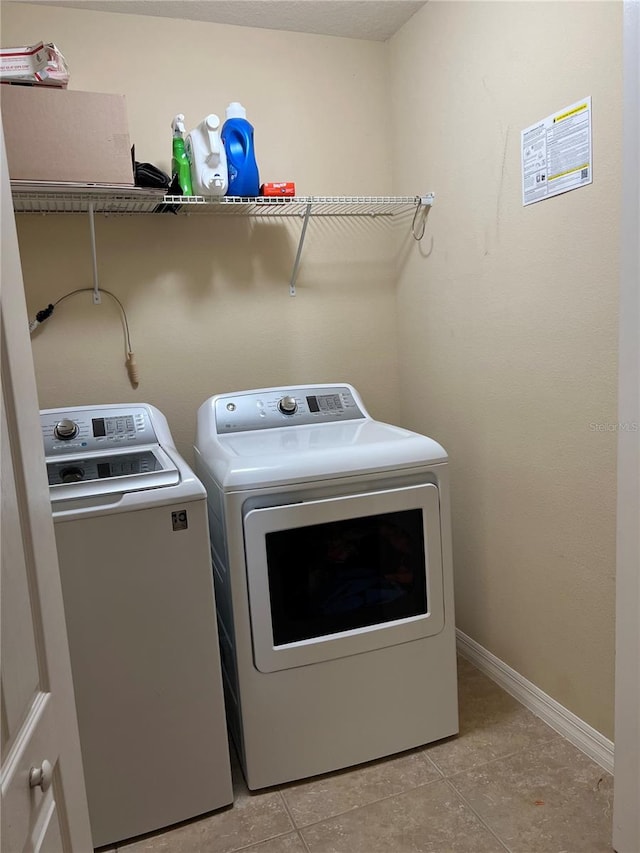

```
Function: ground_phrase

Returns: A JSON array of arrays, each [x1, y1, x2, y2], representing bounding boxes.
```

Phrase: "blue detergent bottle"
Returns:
[[221, 102, 260, 197]]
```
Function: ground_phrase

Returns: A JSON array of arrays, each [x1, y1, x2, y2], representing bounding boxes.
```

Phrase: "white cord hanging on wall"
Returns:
[[27, 201, 139, 388], [28, 287, 139, 389], [411, 194, 435, 241]]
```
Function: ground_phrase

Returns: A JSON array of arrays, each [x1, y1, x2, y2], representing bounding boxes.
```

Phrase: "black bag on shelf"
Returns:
[[131, 145, 170, 189]]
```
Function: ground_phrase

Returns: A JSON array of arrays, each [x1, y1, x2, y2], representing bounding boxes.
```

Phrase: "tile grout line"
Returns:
[[280, 733, 544, 832], [421, 750, 446, 778], [443, 778, 514, 853], [296, 829, 313, 853], [117, 802, 298, 853], [425, 738, 559, 782], [222, 827, 304, 853], [281, 774, 451, 833], [275, 749, 447, 832], [272, 770, 516, 852], [277, 788, 313, 852]]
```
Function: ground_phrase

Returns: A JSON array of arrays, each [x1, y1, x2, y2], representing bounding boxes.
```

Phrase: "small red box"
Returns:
[[260, 182, 296, 197]]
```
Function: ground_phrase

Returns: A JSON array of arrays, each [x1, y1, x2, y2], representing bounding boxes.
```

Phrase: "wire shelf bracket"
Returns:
[[286, 193, 434, 296], [87, 203, 101, 304], [290, 202, 312, 296]]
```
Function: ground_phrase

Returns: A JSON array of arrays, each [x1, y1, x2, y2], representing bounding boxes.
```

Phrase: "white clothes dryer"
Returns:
[[194, 384, 459, 790], [41, 403, 233, 848]]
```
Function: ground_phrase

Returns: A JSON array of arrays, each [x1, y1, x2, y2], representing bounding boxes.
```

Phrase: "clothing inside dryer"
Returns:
[[265, 508, 428, 645]]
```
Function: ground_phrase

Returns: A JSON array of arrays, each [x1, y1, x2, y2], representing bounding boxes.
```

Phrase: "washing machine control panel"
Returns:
[[41, 406, 159, 455], [215, 385, 366, 433]]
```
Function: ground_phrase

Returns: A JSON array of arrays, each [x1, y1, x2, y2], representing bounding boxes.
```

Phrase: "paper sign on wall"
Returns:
[[521, 97, 592, 206]]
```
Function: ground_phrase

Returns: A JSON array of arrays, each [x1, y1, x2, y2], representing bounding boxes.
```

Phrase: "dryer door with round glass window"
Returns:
[[243, 482, 444, 673]]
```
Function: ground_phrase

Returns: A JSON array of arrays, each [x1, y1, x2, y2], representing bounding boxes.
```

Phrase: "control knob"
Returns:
[[60, 466, 85, 483], [54, 419, 78, 440], [278, 395, 298, 415]]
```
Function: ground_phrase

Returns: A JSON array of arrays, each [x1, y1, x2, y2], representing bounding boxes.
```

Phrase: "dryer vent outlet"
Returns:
[[171, 510, 188, 531]]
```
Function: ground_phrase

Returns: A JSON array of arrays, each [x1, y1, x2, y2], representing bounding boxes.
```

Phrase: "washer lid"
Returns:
[[199, 419, 447, 490], [46, 444, 180, 502]]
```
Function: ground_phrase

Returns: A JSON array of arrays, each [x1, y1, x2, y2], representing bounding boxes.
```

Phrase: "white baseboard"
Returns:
[[456, 629, 614, 775]]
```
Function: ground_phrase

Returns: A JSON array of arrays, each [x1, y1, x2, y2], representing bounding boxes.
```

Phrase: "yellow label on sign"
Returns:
[[548, 163, 590, 182], [554, 103, 588, 123]]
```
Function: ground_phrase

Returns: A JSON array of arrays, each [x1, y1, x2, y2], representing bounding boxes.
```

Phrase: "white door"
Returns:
[[0, 122, 93, 852]]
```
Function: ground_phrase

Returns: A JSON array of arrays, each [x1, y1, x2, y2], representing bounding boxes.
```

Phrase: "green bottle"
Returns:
[[171, 114, 193, 196]]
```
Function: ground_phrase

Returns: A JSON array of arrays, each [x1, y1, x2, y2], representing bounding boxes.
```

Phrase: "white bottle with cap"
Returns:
[[185, 114, 228, 197]]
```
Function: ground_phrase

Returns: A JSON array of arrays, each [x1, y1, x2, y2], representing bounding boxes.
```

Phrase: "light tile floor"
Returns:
[[113, 657, 613, 853]]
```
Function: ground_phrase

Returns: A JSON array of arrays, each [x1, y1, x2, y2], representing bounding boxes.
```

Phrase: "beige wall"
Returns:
[[390, 1, 621, 738], [1, 3, 399, 460], [3, 2, 621, 739]]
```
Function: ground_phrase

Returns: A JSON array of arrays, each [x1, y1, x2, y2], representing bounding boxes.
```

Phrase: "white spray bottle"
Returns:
[[185, 114, 228, 197]]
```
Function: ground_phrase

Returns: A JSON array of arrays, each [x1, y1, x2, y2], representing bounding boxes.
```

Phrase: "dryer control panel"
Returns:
[[41, 406, 159, 456], [214, 385, 367, 434]]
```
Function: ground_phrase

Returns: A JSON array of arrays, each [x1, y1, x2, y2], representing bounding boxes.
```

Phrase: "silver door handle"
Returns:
[[29, 760, 53, 792]]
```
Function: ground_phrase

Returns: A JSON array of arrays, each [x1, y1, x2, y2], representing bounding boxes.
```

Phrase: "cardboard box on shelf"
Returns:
[[1, 85, 134, 185]]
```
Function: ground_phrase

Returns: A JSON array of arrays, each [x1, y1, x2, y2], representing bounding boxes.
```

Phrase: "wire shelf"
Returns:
[[10, 183, 427, 217]]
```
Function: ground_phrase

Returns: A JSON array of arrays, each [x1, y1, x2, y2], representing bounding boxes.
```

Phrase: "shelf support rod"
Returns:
[[88, 202, 101, 304], [289, 202, 313, 296]]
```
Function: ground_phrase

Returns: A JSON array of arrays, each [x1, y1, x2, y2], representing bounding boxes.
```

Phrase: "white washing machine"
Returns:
[[194, 383, 459, 790], [41, 403, 233, 848]]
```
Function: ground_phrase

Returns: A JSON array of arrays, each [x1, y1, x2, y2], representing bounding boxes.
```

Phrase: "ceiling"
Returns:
[[21, 0, 427, 41]]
